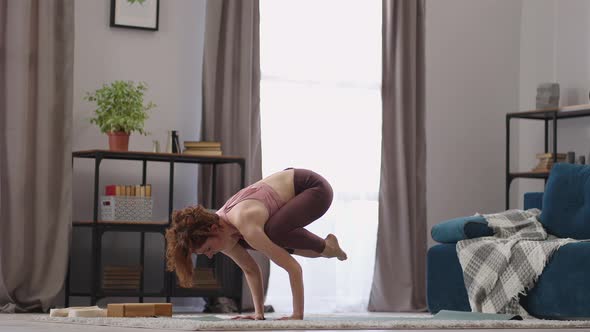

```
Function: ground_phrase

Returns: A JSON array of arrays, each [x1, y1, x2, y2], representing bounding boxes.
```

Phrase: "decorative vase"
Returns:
[[536, 82, 560, 109], [108, 131, 130, 151]]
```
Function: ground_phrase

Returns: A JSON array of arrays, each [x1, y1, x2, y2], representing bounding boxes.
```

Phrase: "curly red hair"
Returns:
[[165, 205, 220, 288]]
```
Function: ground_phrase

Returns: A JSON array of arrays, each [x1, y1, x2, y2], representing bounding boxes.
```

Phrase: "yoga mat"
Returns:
[[433, 310, 523, 321], [179, 310, 521, 322]]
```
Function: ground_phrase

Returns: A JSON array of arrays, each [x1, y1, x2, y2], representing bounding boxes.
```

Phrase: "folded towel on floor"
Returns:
[[49, 306, 107, 318]]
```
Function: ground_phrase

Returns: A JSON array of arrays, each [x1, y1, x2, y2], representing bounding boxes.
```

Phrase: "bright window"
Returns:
[[260, 0, 382, 312]]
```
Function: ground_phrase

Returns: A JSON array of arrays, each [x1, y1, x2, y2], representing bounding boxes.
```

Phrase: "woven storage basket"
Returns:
[[100, 196, 153, 221]]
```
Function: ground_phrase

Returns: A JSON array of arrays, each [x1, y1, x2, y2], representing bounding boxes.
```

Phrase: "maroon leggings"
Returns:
[[263, 168, 333, 253]]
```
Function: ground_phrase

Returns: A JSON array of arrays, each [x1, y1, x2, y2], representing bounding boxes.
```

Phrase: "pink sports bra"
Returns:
[[215, 182, 286, 223]]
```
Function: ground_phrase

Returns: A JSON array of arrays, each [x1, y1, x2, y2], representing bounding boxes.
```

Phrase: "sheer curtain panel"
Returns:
[[260, 0, 381, 313], [368, 0, 427, 312], [199, 0, 267, 311]]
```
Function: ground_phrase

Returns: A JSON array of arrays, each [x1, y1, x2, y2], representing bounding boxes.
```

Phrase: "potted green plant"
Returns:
[[85, 80, 156, 151]]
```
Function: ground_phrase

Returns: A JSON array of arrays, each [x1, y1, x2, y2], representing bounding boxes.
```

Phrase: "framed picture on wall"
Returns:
[[110, 0, 159, 31]]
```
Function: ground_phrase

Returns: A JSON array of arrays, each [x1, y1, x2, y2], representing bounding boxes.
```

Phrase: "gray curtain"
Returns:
[[368, 0, 427, 312], [0, 0, 74, 313], [199, 0, 267, 312]]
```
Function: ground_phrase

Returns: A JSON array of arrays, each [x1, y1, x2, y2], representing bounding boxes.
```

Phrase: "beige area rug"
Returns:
[[10, 312, 590, 331]]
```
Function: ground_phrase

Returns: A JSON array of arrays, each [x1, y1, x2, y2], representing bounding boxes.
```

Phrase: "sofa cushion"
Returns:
[[426, 244, 471, 313], [521, 242, 590, 319], [524, 192, 543, 210], [541, 163, 590, 239], [431, 215, 493, 243]]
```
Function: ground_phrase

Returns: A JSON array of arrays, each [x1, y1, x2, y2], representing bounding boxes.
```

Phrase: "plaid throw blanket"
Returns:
[[456, 209, 574, 315]]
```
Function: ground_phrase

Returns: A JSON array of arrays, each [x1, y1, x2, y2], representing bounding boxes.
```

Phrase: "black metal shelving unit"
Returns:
[[506, 104, 590, 209], [67, 150, 246, 309]]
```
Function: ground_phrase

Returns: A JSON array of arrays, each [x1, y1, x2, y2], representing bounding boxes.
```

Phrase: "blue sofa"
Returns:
[[427, 163, 590, 319]]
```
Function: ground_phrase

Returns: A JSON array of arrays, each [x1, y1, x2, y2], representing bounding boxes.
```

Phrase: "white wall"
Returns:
[[514, 0, 556, 207], [67, 0, 206, 309], [426, 0, 590, 238], [517, 0, 590, 206], [425, 0, 522, 245]]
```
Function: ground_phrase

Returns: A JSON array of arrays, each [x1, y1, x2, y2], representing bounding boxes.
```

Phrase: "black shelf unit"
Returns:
[[67, 150, 246, 309], [506, 104, 590, 209]]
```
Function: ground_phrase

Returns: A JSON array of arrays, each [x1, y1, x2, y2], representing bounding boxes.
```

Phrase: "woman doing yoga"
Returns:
[[165, 168, 347, 320]]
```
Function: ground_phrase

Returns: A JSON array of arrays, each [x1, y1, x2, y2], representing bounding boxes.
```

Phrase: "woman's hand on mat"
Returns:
[[231, 313, 265, 320], [278, 314, 304, 320]]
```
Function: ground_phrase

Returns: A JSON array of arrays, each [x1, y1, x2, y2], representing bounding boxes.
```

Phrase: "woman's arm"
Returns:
[[241, 226, 304, 320], [222, 244, 265, 319]]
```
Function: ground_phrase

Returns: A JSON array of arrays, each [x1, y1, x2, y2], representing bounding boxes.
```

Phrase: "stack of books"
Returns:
[[102, 265, 142, 290], [105, 184, 152, 197], [532, 153, 566, 172], [177, 267, 221, 290], [183, 141, 222, 156]]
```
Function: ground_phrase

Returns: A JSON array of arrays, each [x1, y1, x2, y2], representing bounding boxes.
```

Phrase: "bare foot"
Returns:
[[322, 234, 348, 261]]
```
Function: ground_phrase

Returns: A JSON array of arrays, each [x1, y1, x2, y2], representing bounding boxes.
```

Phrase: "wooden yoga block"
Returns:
[[107, 303, 173, 317]]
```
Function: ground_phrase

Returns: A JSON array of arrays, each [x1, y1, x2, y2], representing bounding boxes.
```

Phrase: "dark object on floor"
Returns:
[[203, 297, 239, 313], [202, 299, 273, 314]]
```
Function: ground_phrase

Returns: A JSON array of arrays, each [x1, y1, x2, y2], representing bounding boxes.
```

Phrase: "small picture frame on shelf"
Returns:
[[110, 0, 159, 31]]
